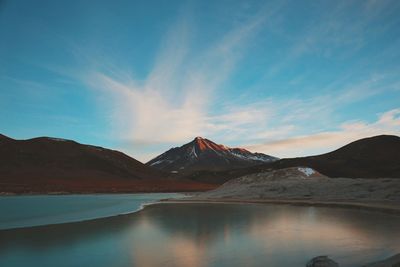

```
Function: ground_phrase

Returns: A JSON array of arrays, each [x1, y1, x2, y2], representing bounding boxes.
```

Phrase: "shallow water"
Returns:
[[0, 193, 183, 229], [1, 202, 400, 267]]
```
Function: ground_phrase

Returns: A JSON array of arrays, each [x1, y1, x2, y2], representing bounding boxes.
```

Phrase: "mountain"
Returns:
[[146, 137, 278, 173], [180, 135, 400, 184], [0, 134, 215, 193], [2, 134, 398, 192], [272, 134, 400, 178]]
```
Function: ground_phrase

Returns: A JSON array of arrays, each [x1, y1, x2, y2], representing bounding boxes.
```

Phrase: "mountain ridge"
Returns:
[[0, 134, 214, 193], [180, 134, 400, 184], [2, 133, 399, 192]]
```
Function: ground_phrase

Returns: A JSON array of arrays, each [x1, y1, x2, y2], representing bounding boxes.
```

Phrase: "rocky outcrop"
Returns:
[[196, 167, 400, 202]]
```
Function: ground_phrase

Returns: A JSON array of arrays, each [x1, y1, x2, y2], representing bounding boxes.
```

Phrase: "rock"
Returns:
[[306, 256, 339, 267]]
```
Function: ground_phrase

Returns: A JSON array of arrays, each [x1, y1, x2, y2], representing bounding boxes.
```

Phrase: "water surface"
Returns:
[[0, 193, 183, 230], [1, 202, 400, 267]]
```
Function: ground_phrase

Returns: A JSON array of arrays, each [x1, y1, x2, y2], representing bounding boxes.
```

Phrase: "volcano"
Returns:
[[146, 137, 278, 173]]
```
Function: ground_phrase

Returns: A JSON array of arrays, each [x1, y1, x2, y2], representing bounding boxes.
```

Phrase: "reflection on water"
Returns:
[[0, 203, 400, 267]]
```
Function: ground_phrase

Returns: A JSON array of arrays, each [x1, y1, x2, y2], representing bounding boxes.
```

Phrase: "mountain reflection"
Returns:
[[1, 203, 400, 267]]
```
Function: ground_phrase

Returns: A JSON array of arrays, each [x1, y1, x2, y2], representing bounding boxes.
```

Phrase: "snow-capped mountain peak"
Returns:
[[146, 137, 278, 173]]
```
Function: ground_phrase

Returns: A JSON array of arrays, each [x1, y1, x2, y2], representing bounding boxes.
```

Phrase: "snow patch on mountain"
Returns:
[[190, 146, 198, 158], [298, 167, 315, 177], [149, 160, 165, 166], [146, 137, 278, 172]]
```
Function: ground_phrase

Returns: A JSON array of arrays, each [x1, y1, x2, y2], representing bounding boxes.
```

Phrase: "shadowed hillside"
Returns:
[[147, 137, 277, 174], [273, 135, 400, 178], [181, 135, 400, 184], [0, 134, 215, 193]]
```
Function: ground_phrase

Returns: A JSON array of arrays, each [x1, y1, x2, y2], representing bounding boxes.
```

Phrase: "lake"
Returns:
[[0, 193, 184, 230], [0, 196, 400, 267]]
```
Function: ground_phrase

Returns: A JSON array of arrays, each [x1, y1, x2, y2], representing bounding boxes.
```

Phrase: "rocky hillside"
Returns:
[[181, 135, 400, 184], [147, 137, 277, 174], [197, 167, 400, 201]]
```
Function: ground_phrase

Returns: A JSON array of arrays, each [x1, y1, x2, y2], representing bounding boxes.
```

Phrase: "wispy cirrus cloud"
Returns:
[[263, 0, 399, 78], [85, 5, 279, 146], [245, 108, 400, 158], [86, 52, 400, 160], [79, 1, 399, 161], [2, 0, 400, 163]]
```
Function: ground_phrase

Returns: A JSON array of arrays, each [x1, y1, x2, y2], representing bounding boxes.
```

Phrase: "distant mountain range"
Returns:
[[0, 134, 213, 193], [146, 137, 278, 173], [180, 135, 400, 184], [1, 133, 399, 193]]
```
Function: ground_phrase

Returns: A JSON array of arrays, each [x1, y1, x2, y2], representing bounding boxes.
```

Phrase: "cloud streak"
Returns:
[[85, 6, 275, 146], [80, 1, 399, 161], [245, 108, 400, 158]]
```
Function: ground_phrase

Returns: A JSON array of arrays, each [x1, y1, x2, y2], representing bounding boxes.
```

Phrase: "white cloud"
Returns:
[[85, 8, 273, 147], [245, 108, 400, 158], [80, 3, 399, 162]]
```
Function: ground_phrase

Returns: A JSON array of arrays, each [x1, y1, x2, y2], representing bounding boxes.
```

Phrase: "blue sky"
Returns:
[[1, 0, 400, 161]]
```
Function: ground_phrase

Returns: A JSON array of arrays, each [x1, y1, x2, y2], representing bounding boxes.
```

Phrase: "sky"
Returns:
[[1, 0, 400, 162]]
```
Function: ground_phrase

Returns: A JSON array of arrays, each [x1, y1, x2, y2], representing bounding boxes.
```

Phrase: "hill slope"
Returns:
[[181, 135, 400, 184], [146, 137, 277, 173], [195, 167, 400, 202], [273, 135, 400, 178], [0, 134, 214, 193]]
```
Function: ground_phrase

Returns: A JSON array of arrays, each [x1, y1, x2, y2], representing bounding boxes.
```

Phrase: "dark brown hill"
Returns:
[[181, 135, 400, 184], [273, 135, 400, 178], [0, 135, 214, 193]]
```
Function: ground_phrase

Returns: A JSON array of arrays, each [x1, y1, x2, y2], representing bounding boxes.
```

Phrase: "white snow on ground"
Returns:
[[231, 151, 275, 162], [298, 167, 315, 177], [231, 152, 247, 160], [190, 146, 198, 158], [150, 160, 165, 166]]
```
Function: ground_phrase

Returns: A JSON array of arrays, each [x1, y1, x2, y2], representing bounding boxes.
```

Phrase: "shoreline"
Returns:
[[0, 191, 200, 196], [2, 195, 399, 231], [0, 205, 147, 232], [2, 195, 400, 266], [0, 193, 185, 231], [158, 197, 400, 215]]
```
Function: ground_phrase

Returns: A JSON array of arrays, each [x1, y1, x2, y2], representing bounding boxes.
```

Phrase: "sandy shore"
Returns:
[[163, 168, 400, 216]]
